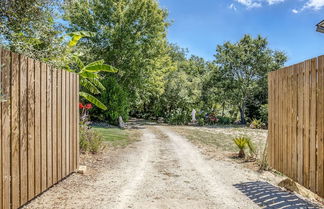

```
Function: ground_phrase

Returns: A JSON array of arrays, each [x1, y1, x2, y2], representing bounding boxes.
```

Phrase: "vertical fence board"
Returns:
[[269, 55, 324, 198], [34, 60, 41, 195], [40, 63, 47, 192], [309, 58, 317, 191], [71, 74, 75, 171], [317, 56, 324, 197], [52, 69, 57, 184], [46, 65, 52, 187], [1, 49, 11, 209], [297, 63, 304, 184], [61, 70, 66, 177], [76, 75, 80, 169], [20, 54, 28, 204], [57, 70, 62, 180], [66, 73, 70, 173], [27, 58, 35, 200], [291, 66, 298, 181], [11, 53, 20, 209]]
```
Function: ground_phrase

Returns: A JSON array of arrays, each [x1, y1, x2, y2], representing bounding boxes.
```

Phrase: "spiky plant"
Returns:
[[233, 137, 254, 158]]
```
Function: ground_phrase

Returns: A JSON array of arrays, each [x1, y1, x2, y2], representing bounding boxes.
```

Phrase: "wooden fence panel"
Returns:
[[1, 49, 11, 209], [0, 49, 79, 209], [268, 55, 324, 198]]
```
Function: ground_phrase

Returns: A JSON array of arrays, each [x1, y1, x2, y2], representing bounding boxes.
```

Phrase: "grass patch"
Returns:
[[171, 126, 267, 157], [92, 126, 135, 147]]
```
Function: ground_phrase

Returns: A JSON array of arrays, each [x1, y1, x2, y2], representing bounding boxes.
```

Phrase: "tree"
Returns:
[[214, 34, 287, 124], [0, 0, 64, 61], [63, 0, 172, 112]]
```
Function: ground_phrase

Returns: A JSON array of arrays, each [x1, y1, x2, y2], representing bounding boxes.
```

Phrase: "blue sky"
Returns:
[[159, 0, 324, 66]]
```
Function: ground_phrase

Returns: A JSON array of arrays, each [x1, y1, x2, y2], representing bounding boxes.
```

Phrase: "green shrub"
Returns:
[[217, 116, 233, 125], [259, 104, 268, 125], [166, 109, 191, 125], [80, 125, 104, 154], [233, 136, 255, 158], [197, 118, 205, 126], [90, 77, 130, 124], [250, 118, 264, 129]]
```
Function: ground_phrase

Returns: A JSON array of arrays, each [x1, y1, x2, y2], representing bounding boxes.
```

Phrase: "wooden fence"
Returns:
[[0, 48, 80, 209], [268, 55, 324, 198]]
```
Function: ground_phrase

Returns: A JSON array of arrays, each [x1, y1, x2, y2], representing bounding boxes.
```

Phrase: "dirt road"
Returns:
[[24, 126, 283, 209]]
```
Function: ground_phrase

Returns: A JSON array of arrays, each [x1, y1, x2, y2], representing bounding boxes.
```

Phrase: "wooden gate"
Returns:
[[0, 49, 80, 209], [268, 55, 324, 197]]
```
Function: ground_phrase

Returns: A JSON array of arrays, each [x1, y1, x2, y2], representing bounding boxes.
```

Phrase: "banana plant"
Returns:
[[65, 31, 117, 110]]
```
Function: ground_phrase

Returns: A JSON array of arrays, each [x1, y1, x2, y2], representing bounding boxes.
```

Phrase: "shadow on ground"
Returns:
[[234, 181, 320, 209]]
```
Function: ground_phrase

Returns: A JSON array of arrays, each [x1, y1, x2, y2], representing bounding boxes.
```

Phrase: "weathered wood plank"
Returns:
[[66, 72, 70, 173], [11, 52, 20, 209], [40, 62, 47, 192], [297, 62, 304, 184], [61, 70, 66, 177], [52, 68, 57, 183], [309, 58, 317, 191], [1, 49, 11, 209], [291, 65, 298, 181], [76, 74, 80, 169], [47, 65, 53, 187], [317, 56, 324, 197], [27, 57, 35, 201], [34, 60, 41, 195], [303, 60, 311, 189], [19, 54, 28, 204], [57, 70, 62, 180]]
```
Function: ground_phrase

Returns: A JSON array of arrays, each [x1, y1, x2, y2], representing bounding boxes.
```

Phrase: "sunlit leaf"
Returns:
[[80, 92, 107, 110]]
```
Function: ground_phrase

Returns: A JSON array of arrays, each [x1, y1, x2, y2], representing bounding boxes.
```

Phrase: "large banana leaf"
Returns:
[[68, 35, 83, 47], [85, 59, 105, 67], [82, 64, 118, 73], [67, 31, 96, 47], [80, 92, 107, 110], [80, 71, 99, 79], [88, 77, 106, 91], [80, 79, 101, 95]]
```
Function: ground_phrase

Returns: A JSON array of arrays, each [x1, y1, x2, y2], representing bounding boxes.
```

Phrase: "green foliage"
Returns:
[[250, 119, 264, 129], [0, 0, 64, 61], [233, 136, 255, 158], [217, 116, 233, 125], [259, 104, 268, 125], [166, 109, 191, 125], [197, 118, 205, 126], [90, 77, 130, 124], [63, 0, 172, 112], [211, 34, 287, 124], [79, 125, 104, 154]]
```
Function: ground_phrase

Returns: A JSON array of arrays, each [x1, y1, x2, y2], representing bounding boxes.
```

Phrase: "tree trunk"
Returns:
[[239, 104, 246, 124]]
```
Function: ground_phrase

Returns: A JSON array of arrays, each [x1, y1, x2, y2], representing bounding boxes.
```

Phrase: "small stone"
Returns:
[[77, 166, 87, 175]]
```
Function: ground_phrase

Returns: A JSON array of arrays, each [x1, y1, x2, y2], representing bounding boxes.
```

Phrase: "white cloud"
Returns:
[[235, 0, 285, 9], [236, 0, 262, 9], [292, 9, 299, 13], [229, 3, 238, 11], [302, 0, 324, 10], [266, 0, 285, 5]]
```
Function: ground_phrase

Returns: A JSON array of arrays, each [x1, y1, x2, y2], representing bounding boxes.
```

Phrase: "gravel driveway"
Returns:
[[24, 125, 288, 209]]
